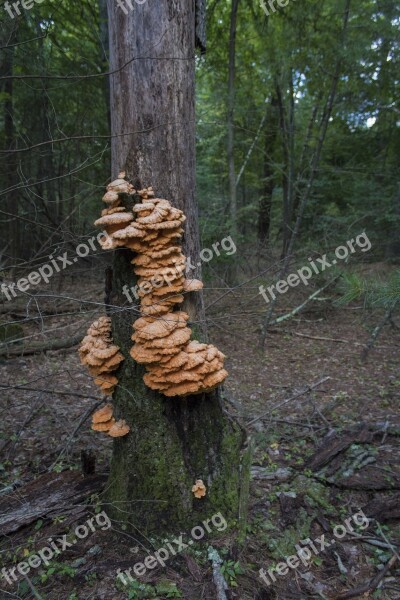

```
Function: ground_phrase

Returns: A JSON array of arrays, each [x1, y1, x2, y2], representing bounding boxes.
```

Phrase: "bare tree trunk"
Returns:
[[227, 0, 240, 240], [278, 71, 295, 260], [257, 96, 278, 248], [1, 22, 19, 268], [98, 0, 111, 129], [106, 0, 248, 534]]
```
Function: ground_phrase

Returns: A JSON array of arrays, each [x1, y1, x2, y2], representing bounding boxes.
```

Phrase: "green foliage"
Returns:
[[1, 0, 399, 262], [336, 270, 400, 309], [220, 559, 244, 588], [40, 561, 76, 583], [116, 577, 182, 599]]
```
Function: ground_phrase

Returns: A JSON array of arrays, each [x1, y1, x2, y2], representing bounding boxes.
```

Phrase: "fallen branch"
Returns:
[[287, 331, 363, 345], [270, 278, 338, 326], [335, 555, 397, 599], [361, 307, 394, 361], [0, 470, 107, 535], [0, 383, 100, 401], [0, 333, 82, 357], [247, 377, 330, 427], [23, 576, 45, 600], [208, 546, 229, 600]]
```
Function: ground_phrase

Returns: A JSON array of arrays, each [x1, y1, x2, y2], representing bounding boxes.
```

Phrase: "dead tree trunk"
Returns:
[[227, 0, 240, 241], [105, 0, 248, 534], [257, 96, 278, 248]]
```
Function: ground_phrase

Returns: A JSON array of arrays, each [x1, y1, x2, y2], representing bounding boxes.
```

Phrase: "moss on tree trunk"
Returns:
[[105, 250, 247, 533]]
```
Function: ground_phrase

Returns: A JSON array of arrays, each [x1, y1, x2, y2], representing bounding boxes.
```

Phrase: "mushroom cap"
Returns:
[[139, 299, 184, 316], [163, 381, 204, 397], [83, 353, 105, 367], [139, 293, 185, 312], [113, 224, 146, 239], [102, 351, 124, 370], [132, 320, 187, 344], [108, 419, 130, 437], [94, 212, 133, 227], [91, 345, 120, 360], [145, 219, 184, 231], [132, 312, 189, 340], [132, 316, 157, 330], [92, 403, 114, 423], [92, 418, 116, 432], [107, 179, 135, 194], [101, 206, 127, 216], [137, 187, 155, 199], [132, 202, 158, 213], [133, 262, 185, 279], [158, 350, 189, 369], [152, 245, 182, 257], [146, 368, 202, 385], [141, 230, 160, 242], [202, 368, 228, 389], [130, 345, 166, 364], [141, 326, 192, 349], [151, 282, 185, 296], [99, 236, 120, 250], [186, 341, 208, 353], [94, 374, 118, 388], [136, 202, 171, 225], [183, 279, 203, 292], [102, 191, 120, 205], [192, 479, 206, 498]]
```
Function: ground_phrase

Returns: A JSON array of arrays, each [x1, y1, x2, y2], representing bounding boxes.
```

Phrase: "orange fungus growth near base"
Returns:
[[192, 479, 207, 498], [94, 173, 228, 398]]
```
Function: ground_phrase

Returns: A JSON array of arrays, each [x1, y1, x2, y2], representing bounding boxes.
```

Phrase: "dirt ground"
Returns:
[[1, 261, 399, 600]]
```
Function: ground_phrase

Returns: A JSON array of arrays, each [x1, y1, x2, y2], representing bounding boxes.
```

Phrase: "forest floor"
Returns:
[[0, 260, 399, 600]]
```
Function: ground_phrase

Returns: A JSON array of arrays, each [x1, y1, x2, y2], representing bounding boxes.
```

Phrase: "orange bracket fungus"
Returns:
[[108, 419, 130, 437], [91, 404, 130, 437], [94, 173, 228, 398], [79, 316, 124, 395], [92, 403, 115, 432], [192, 479, 207, 498]]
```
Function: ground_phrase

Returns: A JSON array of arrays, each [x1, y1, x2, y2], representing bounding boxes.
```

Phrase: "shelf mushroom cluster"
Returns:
[[94, 173, 228, 397], [91, 403, 130, 437], [78, 316, 124, 395]]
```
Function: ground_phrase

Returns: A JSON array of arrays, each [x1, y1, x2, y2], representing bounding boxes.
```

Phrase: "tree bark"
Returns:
[[1, 21, 19, 267], [106, 0, 248, 534], [227, 0, 240, 241], [257, 95, 278, 248], [98, 0, 111, 130]]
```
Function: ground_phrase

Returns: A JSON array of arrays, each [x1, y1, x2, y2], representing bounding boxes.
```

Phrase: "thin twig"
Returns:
[[0, 383, 101, 401], [336, 554, 398, 599], [247, 377, 330, 426], [23, 575, 45, 600], [48, 400, 105, 472]]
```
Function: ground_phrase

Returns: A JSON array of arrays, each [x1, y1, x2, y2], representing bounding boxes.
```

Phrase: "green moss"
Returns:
[[104, 250, 249, 535]]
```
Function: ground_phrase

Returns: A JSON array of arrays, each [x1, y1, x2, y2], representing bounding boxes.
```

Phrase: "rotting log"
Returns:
[[0, 333, 83, 358]]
